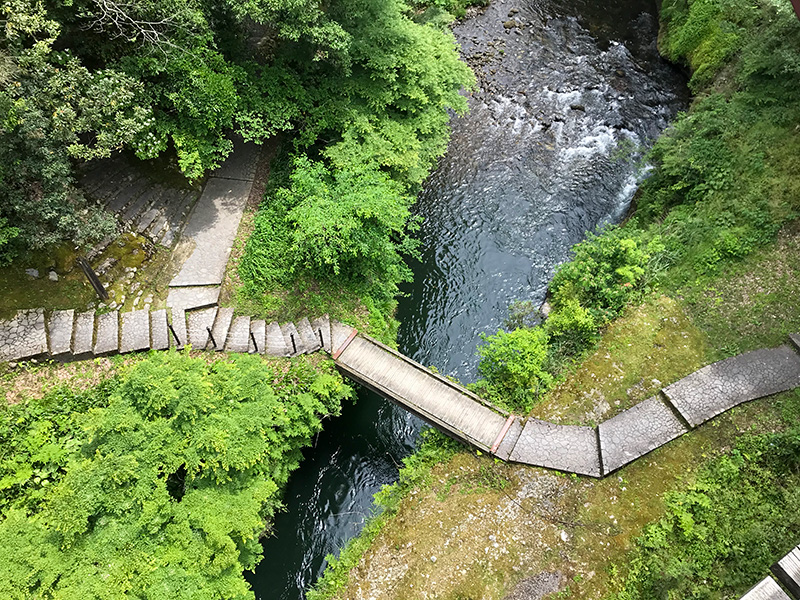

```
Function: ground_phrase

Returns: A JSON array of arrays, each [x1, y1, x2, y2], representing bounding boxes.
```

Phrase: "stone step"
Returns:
[[166, 286, 220, 311], [135, 206, 161, 234], [82, 163, 130, 196], [208, 307, 234, 351], [265, 321, 289, 357], [187, 307, 217, 349], [120, 310, 150, 354], [169, 307, 187, 349], [121, 186, 161, 224], [311, 314, 332, 353], [662, 346, 800, 427], [105, 175, 151, 214], [47, 310, 75, 356], [297, 317, 322, 353], [225, 316, 250, 353], [150, 309, 169, 351], [72, 310, 95, 355], [93, 310, 119, 355], [158, 189, 200, 247], [509, 418, 602, 478], [598, 395, 689, 474], [249, 319, 266, 354], [280, 322, 304, 356], [79, 156, 120, 186], [0, 309, 47, 362], [145, 210, 169, 241]]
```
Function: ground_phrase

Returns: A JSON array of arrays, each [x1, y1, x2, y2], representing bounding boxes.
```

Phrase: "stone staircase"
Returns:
[[79, 155, 201, 257], [0, 307, 336, 362]]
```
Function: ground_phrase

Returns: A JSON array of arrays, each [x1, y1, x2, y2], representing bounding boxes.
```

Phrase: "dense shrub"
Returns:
[[0, 352, 352, 600], [475, 327, 553, 412], [549, 227, 662, 323]]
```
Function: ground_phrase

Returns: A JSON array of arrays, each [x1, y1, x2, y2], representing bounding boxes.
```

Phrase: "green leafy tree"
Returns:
[[284, 156, 418, 277], [0, 351, 351, 600]]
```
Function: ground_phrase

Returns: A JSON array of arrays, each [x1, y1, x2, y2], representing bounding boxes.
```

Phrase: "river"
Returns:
[[247, 0, 687, 597]]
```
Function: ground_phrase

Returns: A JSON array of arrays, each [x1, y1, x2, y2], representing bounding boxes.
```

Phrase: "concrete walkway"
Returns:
[[1, 307, 799, 478], [167, 136, 261, 310]]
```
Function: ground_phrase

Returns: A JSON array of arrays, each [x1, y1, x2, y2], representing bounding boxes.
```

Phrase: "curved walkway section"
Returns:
[[1, 308, 799, 478]]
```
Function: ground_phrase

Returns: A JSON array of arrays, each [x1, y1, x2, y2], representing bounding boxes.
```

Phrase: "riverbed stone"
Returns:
[[662, 345, 800, 427], [225, 316, 250, 353], [47, 310, 74, 356], [186, 308, 217, 349], [249, 319, 266, 354], [311, 315, 332, 353], [265, 321, 289, 357], [509, 418, 602, 477], [0, 309, 47, 362], [208, 307, 234, 351], [150, 309, 169, 350], [72, 311, 95, 355], [169, 307, 187, 349], [93, 311, 119, 355], [297, 317, 322, 353], [120, 310, 150, 353], [598, 395, 688, 474]]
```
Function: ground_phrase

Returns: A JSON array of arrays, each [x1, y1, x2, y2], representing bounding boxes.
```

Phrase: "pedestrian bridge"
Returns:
[[2, 308, 799, 478]]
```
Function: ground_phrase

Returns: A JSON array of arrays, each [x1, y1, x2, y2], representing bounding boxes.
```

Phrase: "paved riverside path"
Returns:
[[1, 307, 799, 478], [167, 137, 261, 310]]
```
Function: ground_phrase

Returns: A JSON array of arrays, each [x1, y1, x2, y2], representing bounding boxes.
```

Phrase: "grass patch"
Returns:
[[530, 295, 709, 425], [677, 224, 800, 356]]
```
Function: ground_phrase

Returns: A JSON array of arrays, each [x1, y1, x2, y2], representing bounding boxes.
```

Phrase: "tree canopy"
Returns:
[[0, 351, 352, 599], [0, 0, 473, 260]]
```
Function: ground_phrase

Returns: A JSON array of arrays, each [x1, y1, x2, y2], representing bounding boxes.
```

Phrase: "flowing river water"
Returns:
[[248, 0, 687, 597]]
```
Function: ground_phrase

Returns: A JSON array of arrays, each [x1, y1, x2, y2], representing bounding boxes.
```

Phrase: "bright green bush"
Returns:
[[0, 352, 352, 600], [549, 227, 660, 323], [284, 157, 418, 279], [544, 298, 598, 353], [476, 327, 553, 412]]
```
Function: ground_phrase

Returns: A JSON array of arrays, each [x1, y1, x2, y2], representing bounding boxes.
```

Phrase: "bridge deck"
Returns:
[[335, 334, 509, 452]]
